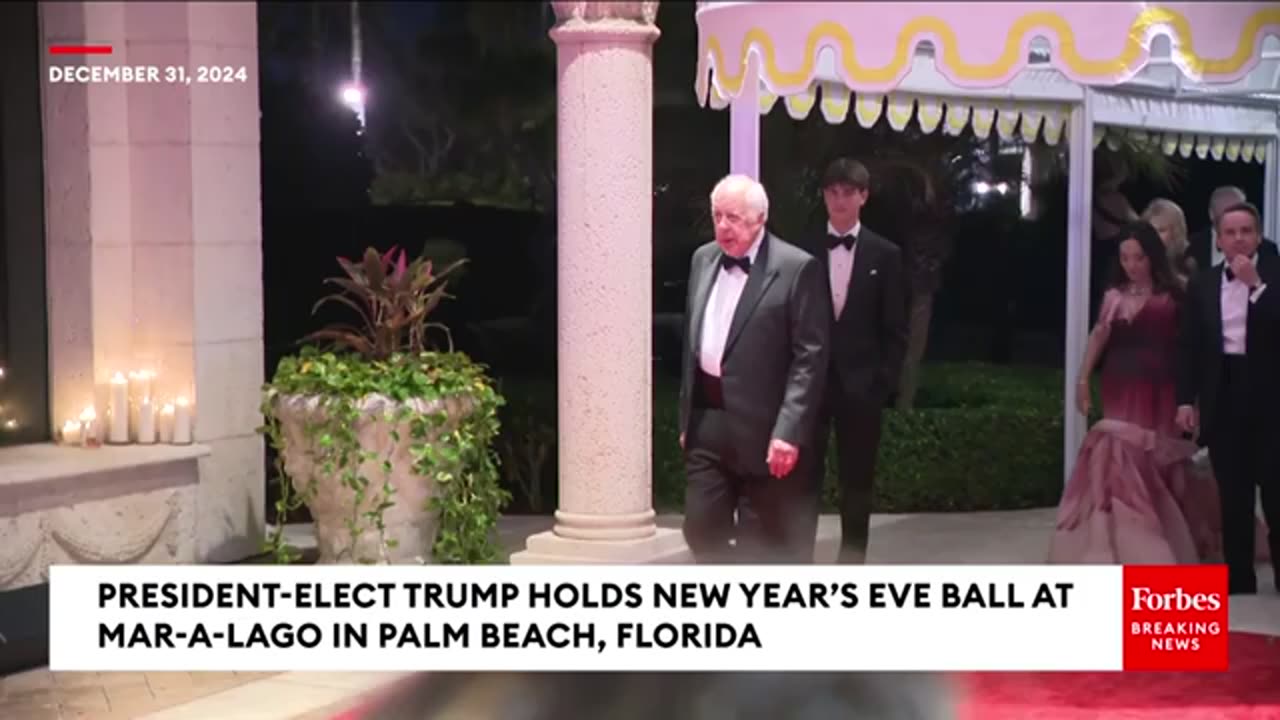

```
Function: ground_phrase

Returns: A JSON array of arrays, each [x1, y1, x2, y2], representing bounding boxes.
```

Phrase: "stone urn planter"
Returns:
[[273, 392, 475, 564], [259, 246, 508, 566]]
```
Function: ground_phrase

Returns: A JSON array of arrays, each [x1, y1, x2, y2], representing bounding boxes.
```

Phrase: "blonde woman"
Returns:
[[1141, 198, 1193, 279]]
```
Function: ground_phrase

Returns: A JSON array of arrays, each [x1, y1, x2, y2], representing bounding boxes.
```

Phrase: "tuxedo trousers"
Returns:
[[812, 396, 884, 564], [682, 406, 820, 564], [1207, 355, 1280, 594]]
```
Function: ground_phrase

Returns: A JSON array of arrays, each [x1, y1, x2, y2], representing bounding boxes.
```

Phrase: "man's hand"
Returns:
[[766, 438, 799, 478], [1229, 255, 1261, 288], [1175, 405, 1198, 434]]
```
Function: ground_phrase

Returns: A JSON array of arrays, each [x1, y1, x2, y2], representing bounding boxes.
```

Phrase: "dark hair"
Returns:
[[821, 157, 870, 191], [1215, 201, 1262, 233], [1108, 221, 1181, 295]]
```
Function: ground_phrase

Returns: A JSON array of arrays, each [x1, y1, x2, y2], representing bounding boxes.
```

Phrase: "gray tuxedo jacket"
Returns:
[[678, 232, 831, 472]]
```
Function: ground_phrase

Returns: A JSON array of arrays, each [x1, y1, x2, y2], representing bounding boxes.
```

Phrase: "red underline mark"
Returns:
[[49, 45, 113, 55]]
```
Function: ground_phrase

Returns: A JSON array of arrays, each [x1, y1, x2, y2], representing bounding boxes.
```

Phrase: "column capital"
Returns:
[[551, 1, 658, 25]]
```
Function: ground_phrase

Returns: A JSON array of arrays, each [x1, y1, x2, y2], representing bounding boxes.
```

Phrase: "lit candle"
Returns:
[[129, 370, 154, 406], [171, 397, 192, 444], [61, 419, 82, 446], [108, 372, 129, 444], [136, 396, 156, 444], [159, 403, 175, 443], [79, 406, 100, 448]]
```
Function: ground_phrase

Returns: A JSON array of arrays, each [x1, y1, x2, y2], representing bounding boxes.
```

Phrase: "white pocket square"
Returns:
[[869, 269, 878, 275]]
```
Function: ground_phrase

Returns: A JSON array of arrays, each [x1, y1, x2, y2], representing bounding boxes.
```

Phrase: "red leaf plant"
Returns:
[[304, 246, 466, 360]]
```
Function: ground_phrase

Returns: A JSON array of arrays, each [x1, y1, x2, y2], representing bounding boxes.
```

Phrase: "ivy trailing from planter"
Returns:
[[259, 247, 509, 565]]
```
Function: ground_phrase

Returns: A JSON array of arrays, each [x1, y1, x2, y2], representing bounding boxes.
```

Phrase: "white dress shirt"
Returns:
[[699, 231, 764, 377], [827, 221, 861, 320], [1220, 253, 1267, 355]]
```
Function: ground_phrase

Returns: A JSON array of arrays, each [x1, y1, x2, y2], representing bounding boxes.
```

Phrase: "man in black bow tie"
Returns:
[[678, 174, 831, 563], [802, 158, 908, 564], [1177, 201, 1280, 594]]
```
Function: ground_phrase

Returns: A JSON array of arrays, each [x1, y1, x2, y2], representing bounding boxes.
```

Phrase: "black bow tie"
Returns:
[[828, 233, 857, 251], [721, 254, 751, 273]]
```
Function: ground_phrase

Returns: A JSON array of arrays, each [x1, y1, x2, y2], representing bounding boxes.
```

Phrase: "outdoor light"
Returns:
[[972, 181, 1011, 196], [340, 84, 365, 108], [339, 82, 367, 132]]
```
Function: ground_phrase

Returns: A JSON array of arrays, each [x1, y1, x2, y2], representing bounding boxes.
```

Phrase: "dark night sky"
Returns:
[[263, 2, 447, 83]]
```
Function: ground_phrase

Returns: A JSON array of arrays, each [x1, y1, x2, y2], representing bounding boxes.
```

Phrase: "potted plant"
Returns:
[[260, 246, 509, 565]]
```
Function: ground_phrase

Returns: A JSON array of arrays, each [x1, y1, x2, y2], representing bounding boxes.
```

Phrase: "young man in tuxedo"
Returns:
[[678, 174, 831, 563], [1177, 202, 1280, 594], [803, 158, 908, 564]]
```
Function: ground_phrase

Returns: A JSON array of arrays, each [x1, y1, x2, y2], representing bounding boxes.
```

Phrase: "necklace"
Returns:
[[1126, 284, 1152, 296]]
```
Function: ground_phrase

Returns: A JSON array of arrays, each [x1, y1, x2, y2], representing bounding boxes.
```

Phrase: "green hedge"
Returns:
[[497, 363, 1066, 515]]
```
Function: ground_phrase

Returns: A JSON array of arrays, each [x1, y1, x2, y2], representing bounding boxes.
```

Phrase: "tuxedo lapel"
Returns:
[[1246, 252, 1277, 338], [723, 234, 779, 358], [834, 233, 874, 328], [813, 234, 832, 275], [1207, 264, 1224, 347]]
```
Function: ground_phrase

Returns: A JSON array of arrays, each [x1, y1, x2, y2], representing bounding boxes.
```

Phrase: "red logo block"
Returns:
[[1122, 565, 1229, 671]]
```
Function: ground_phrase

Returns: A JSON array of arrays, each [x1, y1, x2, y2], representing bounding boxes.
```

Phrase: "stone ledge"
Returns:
[[0, 442, 209, 517]]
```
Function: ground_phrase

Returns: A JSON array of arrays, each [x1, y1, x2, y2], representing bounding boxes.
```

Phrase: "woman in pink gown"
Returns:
[[1050, 222, 1208, 564]]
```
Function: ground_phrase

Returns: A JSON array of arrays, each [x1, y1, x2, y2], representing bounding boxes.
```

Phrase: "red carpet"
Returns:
[[330, 633, 1280, 719], [958, 633, 1280, 719]]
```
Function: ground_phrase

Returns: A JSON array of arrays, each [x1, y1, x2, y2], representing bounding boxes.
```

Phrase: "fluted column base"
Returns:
[[509, 526, 691, 565]]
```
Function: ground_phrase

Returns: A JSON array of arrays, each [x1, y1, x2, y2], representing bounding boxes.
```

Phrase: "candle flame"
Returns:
[[176, 396, 189, 407], [79, 406, 96, 421], [63, 419, 79, 430], [0, 366, 6, 379], [111, 372, 127, 384], [2, 419, 16, 430], [162, 404, 175, 415]]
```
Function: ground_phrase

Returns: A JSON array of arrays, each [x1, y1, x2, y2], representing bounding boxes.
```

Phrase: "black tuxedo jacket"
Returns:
[[1176, 250, 1280, 443], [678, 233, 831, 470], [801, 227, 909, 408]]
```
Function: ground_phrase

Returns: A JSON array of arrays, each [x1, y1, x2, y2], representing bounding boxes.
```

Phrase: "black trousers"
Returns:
[[1207, 356, 1280, 594], [812, 399, 883, 563], [681, 376, 820, 564]]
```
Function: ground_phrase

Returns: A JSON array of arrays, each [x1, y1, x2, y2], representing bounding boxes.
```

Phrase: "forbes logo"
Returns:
[[1122, 566, 1229, 672], [1129, 586, 1223, 612]]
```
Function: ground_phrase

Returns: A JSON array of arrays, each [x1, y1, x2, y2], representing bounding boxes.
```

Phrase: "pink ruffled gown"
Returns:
[[1050, 292, 1221, 564]]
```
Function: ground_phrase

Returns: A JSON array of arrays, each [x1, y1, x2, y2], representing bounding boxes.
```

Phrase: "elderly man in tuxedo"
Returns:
[[678, 174, 831, 563], [1177, 201, 1280, 594]]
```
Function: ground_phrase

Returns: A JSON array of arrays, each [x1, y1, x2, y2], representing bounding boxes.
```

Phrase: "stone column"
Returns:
[[510, 0, 689, 564], [40, 1, 265, 562], [40, 1, 133, 429]]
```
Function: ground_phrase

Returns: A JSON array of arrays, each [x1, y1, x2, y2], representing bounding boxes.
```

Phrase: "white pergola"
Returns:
[[695, 1, 1280, 482]]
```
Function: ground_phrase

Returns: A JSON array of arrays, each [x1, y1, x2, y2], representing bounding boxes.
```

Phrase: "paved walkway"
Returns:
[[2, 509, 1276, 719]]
